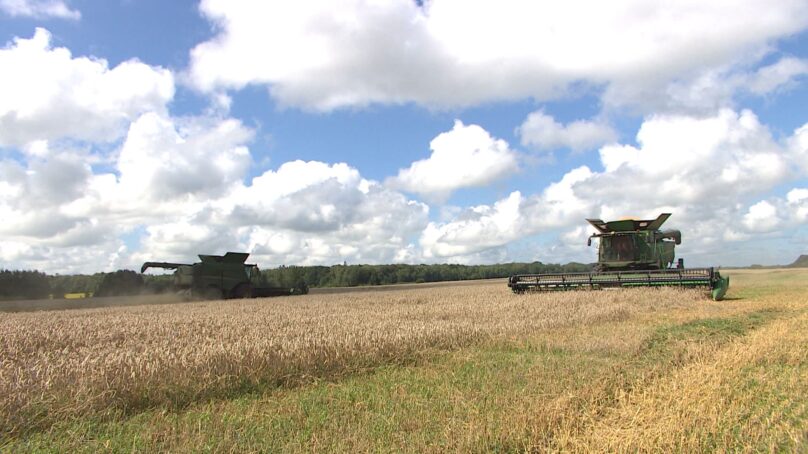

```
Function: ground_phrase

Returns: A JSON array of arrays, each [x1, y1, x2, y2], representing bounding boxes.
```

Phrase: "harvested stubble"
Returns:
[[0, 284, 704, 436]]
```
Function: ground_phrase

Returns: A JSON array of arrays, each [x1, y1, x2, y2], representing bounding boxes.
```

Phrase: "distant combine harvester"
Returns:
[[141, 252, 307, 300]]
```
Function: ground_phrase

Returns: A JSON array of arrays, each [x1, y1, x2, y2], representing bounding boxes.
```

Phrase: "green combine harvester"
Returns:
[[508, 214, 729, 300], [141, 252, 307, 300]]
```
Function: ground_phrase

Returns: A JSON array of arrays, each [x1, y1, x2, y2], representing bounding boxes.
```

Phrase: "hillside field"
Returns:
[[1, 269, 806, 452]]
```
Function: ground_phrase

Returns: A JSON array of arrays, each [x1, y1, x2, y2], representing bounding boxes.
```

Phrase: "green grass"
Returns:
[[643, 308, 781, 353]]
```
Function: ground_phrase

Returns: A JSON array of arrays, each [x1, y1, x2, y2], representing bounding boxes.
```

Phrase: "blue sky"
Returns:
[[1, 0, 808, 273]]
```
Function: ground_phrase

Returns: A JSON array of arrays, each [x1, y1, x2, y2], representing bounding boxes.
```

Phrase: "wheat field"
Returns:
[[1, 269, 806, 451]]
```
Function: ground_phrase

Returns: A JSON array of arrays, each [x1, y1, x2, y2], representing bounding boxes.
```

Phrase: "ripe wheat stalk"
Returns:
[[0, 284, 704, 436]]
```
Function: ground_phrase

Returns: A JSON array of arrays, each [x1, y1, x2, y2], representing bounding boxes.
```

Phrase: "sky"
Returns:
[[1, 0, 808, 274]]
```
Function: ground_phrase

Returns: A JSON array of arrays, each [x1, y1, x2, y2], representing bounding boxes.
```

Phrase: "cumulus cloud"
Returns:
[[0, 239, 131, 275], [0, 79, 432, 274], [232, 160, 363, 232], [188, 0, 808, 111], [133, 221, 242, 266], [387, 120, 518, 199], [606, 57, 808, 114], [0, 0, 79, 19], [423, 109, 806, 263], [0, 28, 174, 147], [4, 156, 431, 272], [132, 160, 430, 268], [787, 188, 808, 222], [0, 109, 255, 265], [233, 160, 430, 265], [790, 122, 808, 173], [742, 200, 781, 232], [518, 111, 617, 152], [420, 166, 593, 258], [589, 109, 788, 208], [420, 191, 523, 258], [116, 112, 253, 202], [0, 155, 94, 240]]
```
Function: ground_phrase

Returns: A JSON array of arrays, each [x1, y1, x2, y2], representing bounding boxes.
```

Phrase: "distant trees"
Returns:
[[94, 270, 144, 297], [0, 270, 51, 300], [262, 262, 593, 289], [48, 273, 103, 296], [0, 261, 594, 301], [0, 269, 149, 300]]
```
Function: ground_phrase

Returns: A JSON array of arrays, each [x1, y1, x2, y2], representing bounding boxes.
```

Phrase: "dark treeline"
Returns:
[[262, 262, 592, 289], [0, 269, 174, 300], [0, 270, 51, 300], [1, 262, 592, 300]]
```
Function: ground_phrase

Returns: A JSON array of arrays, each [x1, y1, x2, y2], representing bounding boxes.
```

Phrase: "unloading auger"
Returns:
[[508, 214, 729, 301]]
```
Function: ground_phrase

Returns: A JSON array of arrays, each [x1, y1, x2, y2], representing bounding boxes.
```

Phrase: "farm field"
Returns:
[[1, 269, 806, 452]]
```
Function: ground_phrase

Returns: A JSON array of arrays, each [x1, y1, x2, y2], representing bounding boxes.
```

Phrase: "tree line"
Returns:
[[0, 261, 592, 300], [0, 269, 173, 300], [261, 262, 592, 290]]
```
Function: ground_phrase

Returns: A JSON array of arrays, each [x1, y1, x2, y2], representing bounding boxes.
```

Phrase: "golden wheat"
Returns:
[[0, 284, 705, 435]]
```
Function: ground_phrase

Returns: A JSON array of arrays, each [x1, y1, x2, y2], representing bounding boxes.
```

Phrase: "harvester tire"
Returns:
[[232, 283, 254, 299], [201, 286, 224, 300]]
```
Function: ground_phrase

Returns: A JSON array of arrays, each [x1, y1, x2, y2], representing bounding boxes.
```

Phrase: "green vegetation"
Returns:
[[0, 269, 174, 301], [0, 270, 50, 300], [262, 261, 591, 288]]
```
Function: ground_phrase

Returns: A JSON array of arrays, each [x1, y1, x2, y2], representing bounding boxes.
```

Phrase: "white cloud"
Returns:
[[420, 165, 594, 258], [386, 120, 518, 199], [0, 155, 95, 241], [0, 81, 433, 273], [742, 200, 781, 232], [0, 0, 79, 19], [746, 57, 808, 95], [518, 111, 617, 152], [790, 122, 808, 174], [787, 188, 808, 204], [424, 109, 804, 263], [606, 57, 808, 114], [0, 239, 129, 274], [3, 105, 807, 272], [420, 191, 523, 258], [0, 28, 174, 147], [229, 160, 366, 232], [0, 110, 255, 263], [590, 109, 788, 206], [231, 161, 430, 265], [132, 160, 430, 268], [188, 0, 808, 111], [787, 188, 808, 222], [116, 112, 253, 202]]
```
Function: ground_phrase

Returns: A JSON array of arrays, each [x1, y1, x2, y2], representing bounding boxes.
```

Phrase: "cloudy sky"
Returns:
[[1, 0, 807, 274]]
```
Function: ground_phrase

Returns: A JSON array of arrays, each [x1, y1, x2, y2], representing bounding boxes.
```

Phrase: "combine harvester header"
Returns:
[[508, 214, 729, 300]]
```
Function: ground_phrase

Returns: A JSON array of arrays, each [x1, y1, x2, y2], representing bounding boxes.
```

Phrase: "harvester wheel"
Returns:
[[201, 286, 224, 300], [232, 283, 254, 299]]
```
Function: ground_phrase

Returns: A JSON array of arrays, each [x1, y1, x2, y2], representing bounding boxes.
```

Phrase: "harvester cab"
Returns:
[[141, 252, 307, 300], [586, 213, 682, 271], [508, 214, 729, 301]]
